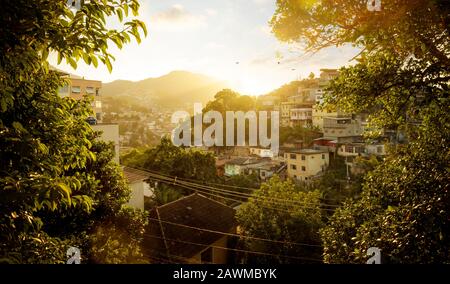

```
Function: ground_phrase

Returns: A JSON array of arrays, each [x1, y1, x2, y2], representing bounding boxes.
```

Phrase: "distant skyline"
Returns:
[[49, 0, 360, 95]]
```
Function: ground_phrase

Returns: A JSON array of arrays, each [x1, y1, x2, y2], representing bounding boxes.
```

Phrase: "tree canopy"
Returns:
[[236, 176, 323, 264], [271, 0, 449, 263], [1, 0, 148, 263]]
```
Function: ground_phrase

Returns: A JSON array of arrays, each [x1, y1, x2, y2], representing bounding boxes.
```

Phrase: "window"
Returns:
[[71, 86, 81, 93], [261, 171, 266, 177], [377, 146, 383, 153], [322, 154, 325, 159], [96, 113, 102, 121], [201, 247, 212, 263], [305, 177, 308, 181], [86, 87, 95, 94], [301, 166, 306, 171], [290, 154, 296, 159], [291, 165, 297, 170], [95, 88, 100, 96], [301, 155, 305, 160], [95, 101, 102, 108]]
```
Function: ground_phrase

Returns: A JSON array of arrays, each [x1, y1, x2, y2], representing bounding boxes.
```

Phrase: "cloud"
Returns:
[[151, 4, 206, 29]]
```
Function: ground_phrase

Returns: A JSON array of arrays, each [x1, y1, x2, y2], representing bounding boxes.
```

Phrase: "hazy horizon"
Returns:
[[49, 0, 361, 95]]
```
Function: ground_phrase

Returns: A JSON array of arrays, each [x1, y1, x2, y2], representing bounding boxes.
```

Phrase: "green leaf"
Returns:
[[67, 57, 77, 69], [117, 9, 123, 22], [91, 55, 98, 68], [82, 53, 91, 65], [42, 48, 49, 60], [12, 121, 27, 133], [105, 59, 113, 73]]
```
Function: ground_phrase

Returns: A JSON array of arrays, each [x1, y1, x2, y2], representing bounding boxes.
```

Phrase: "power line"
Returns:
[[152, 177, 332, 214], [131, 166, 342, 203], [147, 217, 322, 248], [129, 163, 346, 204], [149, 173, 333, 210], [143, 234, 323, 263], [151, 177, 333, 214], [149, 171, 339, 209], [133, 166, 339, 210]]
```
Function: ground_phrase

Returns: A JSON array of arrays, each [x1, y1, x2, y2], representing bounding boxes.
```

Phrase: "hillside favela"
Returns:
[[1, 0, 449, 268]]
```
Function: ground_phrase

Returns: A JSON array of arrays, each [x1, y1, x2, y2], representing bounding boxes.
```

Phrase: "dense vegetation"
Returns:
[[271, 0, 449, 263], [0, 0, 148, 263]]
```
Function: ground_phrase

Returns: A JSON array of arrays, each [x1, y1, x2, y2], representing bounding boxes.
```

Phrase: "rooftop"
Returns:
[[143, 194, 236, 260], [225, 157, 264, 166], [122, 166, 149, 184], [286, 148, 328, 155]]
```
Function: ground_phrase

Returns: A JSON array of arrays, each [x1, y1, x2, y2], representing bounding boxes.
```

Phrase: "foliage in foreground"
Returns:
[[0, 0, 148, 263]]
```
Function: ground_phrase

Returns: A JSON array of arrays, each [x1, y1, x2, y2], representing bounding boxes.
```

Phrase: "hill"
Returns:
[[102, 71, 229, 108]]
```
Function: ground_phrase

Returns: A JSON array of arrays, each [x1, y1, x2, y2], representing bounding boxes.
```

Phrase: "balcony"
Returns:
[[290, 108, 312, 120]]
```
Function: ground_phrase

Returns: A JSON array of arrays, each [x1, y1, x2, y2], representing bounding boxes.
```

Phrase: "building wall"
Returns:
[[290, 107, 312, 127], [127, 181, 145, 210], [62, 78, 103, 121], [280, 102, 293, 127], [190, 236, 230, 264], [225, 164, 241, 176], [323, 117, 362, 139], [285, 152, 329, 181], [92, 123, 120, 164], [337, 143, 386, 157], [312, 105, 338, 130], [250, 147, 274, 158]]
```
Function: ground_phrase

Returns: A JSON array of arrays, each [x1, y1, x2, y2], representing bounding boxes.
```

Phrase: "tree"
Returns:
[[271, 0, 449, 262], [279, 125, 322, 146], [121, 138, 219, 205], [1, 0, 147, 263], [236, 176, 323, 264], [321, 115, 449, 263]]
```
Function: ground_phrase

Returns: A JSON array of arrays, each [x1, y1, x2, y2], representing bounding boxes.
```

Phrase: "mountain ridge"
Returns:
[[102, 71, 229, 107]]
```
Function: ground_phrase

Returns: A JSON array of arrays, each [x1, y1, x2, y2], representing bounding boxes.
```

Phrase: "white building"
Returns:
[[123, 166, 151, 210]]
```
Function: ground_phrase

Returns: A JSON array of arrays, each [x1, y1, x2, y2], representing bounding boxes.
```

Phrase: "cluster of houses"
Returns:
[[56, 67, 392, 264], [216, 69, 388, 184], [102, 104, 174, 149]]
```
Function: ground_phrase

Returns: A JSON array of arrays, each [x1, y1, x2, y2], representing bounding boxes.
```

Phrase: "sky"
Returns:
[[50, 0, 360, 95]]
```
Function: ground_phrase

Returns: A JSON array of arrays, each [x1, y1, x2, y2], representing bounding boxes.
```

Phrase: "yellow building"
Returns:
[[59, 75, 103, 121], [312, 105, 338, 130], [285, 149, 329, 182], [57, 72, 120, 164], [280, 102, 294, 127]]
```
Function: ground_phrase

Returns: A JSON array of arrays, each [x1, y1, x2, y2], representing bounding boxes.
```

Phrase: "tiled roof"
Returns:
[[225, 157, 265, 166], [122, 166, 149, 183], [286, 148, 328, 155], [143, 193, 236, 260]]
